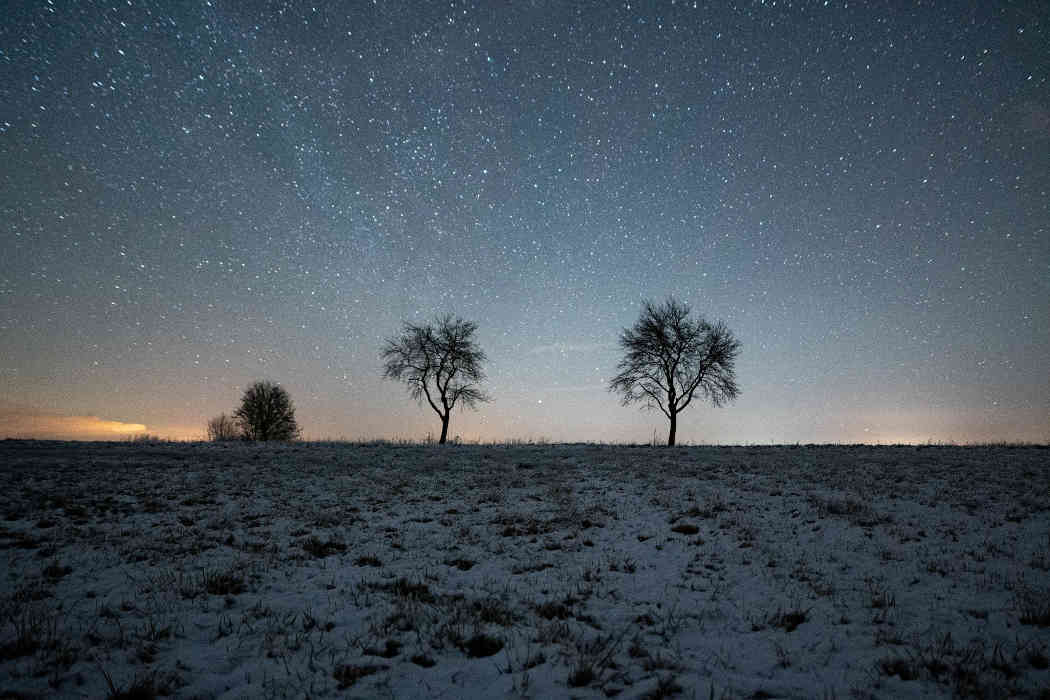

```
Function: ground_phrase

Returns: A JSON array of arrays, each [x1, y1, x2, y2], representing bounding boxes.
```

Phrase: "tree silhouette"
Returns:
[[609, 297, 740, 446], [382, 315, 490, 444], [206, 412, 240, 441], [234, 381, 301, 441]]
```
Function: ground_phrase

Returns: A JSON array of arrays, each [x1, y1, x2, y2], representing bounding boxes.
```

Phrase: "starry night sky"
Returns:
[[2, 1, 1048, 443]]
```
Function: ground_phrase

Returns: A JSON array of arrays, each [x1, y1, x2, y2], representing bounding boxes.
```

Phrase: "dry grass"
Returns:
[[1, 441, 1048, 698]]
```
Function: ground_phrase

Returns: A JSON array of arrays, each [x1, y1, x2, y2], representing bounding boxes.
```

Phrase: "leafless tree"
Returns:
[[234, 381, 301, 441], [206, 412, 240, 441], [382, 315, 490, 444], [609, 297, 740, 446]]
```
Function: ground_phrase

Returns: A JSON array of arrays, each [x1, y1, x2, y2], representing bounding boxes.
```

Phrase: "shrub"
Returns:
[[206, 413, 240, 442]]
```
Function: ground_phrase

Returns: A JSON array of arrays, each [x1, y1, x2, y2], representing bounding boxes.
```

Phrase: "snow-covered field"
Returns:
[[1, 441, 1048, 699]]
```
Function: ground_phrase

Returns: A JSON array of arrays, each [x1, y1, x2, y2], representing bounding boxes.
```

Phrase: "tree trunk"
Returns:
[[667, 411, 677, 446], [439, 414, 450, 444]]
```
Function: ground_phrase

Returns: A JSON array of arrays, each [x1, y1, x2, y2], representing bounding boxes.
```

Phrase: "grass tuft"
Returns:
[[411, 653, 436, 667], [1015, 586, 1050, 627], [332, 663, 387, 690], [302, 535, 347, 558], [353, 553, 383, 567], [202, 569, 246, 596], [462, 633, 503, 658], [567, 664, 596, 687], [769, 607, 810, 632]]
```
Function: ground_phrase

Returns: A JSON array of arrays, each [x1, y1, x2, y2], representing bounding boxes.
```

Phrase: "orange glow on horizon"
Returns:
[[95, 419, 149, 434], [0, 410, 157, 440]]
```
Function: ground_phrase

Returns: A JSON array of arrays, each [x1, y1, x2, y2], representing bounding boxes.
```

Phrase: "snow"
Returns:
[[1, 440, 1048, 698]]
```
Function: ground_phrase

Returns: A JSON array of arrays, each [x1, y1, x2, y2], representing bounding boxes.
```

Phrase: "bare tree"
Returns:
[[206, 413, 240, 441], [609, 297, 740, 446], [382, 315, 490, 444], [234, 381, 301, 441]]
